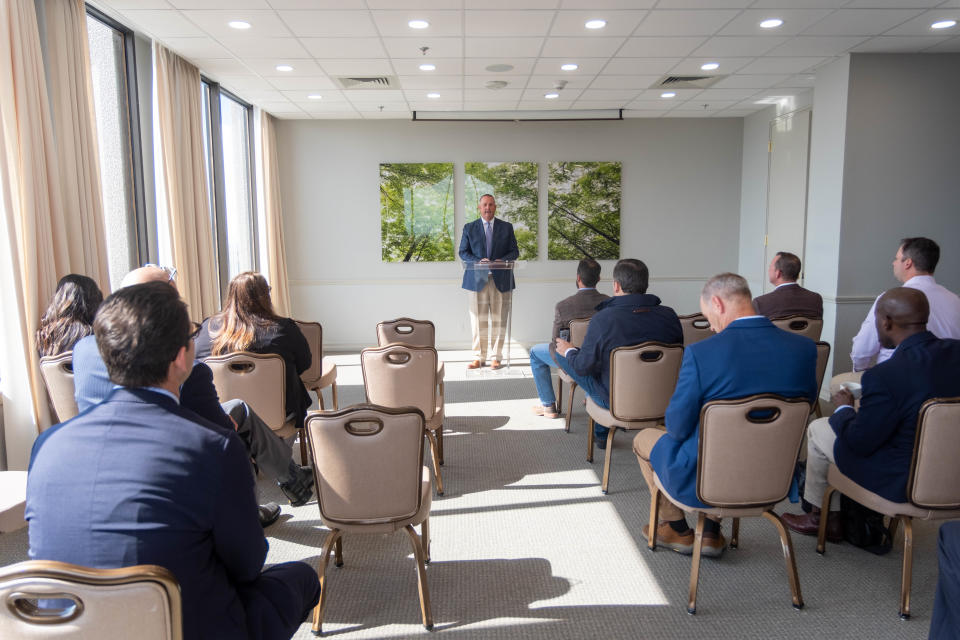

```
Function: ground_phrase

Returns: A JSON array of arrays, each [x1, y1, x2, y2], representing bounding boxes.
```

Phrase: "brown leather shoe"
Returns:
[[466, 359, 484, 369], [532, 403, 560, 419], [641, 522, 694, 555], [490, 359, 503, 370], [782, 510, 843, 543]]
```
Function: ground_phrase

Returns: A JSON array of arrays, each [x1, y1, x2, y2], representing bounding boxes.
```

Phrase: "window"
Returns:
[[85, 8, 146, 290]]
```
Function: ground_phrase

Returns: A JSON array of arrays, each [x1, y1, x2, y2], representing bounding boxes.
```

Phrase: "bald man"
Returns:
[[784, 287, 960, 538]]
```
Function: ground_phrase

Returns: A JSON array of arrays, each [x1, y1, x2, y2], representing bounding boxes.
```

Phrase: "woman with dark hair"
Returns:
[[194, 271, 312, 425], [36, 274, 104, 357]]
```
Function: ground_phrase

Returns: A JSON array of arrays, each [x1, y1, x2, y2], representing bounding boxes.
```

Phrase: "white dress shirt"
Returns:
[[850, 275, 960, 370]]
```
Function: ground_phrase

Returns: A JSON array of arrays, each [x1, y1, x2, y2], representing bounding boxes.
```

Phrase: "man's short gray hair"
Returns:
[[701, 272, 752, 302]]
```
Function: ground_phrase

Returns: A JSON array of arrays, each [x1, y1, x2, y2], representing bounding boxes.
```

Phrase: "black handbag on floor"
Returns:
[[840, 494, 894, 555]]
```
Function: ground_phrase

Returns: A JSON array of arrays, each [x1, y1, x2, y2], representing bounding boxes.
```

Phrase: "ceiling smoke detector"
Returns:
[[485, 80, 509, 90]]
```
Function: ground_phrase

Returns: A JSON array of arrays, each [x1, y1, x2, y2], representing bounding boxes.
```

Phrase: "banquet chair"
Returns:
[[295, 320, 338, 411], [772, 315, 823, 341], [39, 352, 79, 423], [678, 313, 713, 346], [376, 317, 445, 397], [556, 317, 591, 433]]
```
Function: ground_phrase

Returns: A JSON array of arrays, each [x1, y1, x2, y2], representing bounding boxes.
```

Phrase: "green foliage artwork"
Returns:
[[464, 162, 538, 260], [548, 161, 621, 261], [380, 163, 455, 262]]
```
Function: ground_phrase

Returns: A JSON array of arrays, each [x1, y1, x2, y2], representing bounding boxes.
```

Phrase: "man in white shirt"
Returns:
[[849, 238, 960, 371]]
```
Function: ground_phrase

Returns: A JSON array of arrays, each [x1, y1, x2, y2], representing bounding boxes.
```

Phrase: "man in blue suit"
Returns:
[[633, 273, 818, 557], [27, 282, 320, 640], [783, 287, 960, 538], [459, 194, 519, 369]]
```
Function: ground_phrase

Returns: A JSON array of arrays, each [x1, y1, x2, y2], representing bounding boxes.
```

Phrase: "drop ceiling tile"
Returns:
[[600, 58, 681, 75], [268, 112, 310, 119], [633, 10, 741, 36], [465, 88, 525, 101], [465, 11, 555, 36], [106, 0, 173, 8], [382, 37, 462, 58], [399, 75, 464, 89], [464, 75, 529, 89], [118, 10, 206, 37], [618, 36, 707, 57], [750, 0, 846, 7], [299, 38, 388, 58], [266, 76, 338, 90], [162, 37, 232, 59], [225, 37, 312, 59], [408, 100, 464, 110], [715, 109, 762, 117], [665, 110, 718, 117], [587, 75, 659, 89], [371, 0, 461, 8], [277, 10, 377, 37], [627, 99, 679, 109], [674, 100, 737, 110], [361, 112, 411, 120], [712, 73, 789, 88], [281, 90, 349, 104], [923, 35, 960, 51], [532, 58, 609, 74], [576, 88, 641, 101], [549, 10, 648, 37], [572, 99, 632, 109], [180, 10, 292, 38], [560, 0, 656, 8], [371, 10, 463, 37], [192, 58, 253, 76], [353, 102, 408, 112], [517, 102, 580, 112], [691, 36, 788, 57], [244, 59, 326, 76], [270, 0, 366, 7], [527, 75, 594, 88], [634, 87, 702, 100], [882, 9, 960, 36], [234, 89, 286, 102], [393, 59, 464, 75], [462, 101, 523, 109], [168, 0, 269, 7], [540, 36, 627, 57], [844, 0, 948, 7], [850, 35, 950, 51], [466, 37, 545, 58], [777, 74, 816, 87], [655, 0, 752, 7], [309, 112, 362, 119], [718, 9, 834, 36], [737, 56, 827, 74], [315, 59, 394, 75], [695, 87, 762, 101], [803, 9, 926, 36], [623, 109, 670, 117], [668, 57, 753, 74], [259, 101, 307, 113], [464, 58, 536, 74], [344, 90, 406, 103], [468, 0, 560, 7], [766, 35, 869, 56]]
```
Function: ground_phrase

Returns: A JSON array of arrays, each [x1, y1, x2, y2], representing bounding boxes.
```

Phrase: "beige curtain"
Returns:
[[43, 0, 110, 290], [153, 43, 219, 321], [257, 111, 292, 316], [0, 0, 68, 469]]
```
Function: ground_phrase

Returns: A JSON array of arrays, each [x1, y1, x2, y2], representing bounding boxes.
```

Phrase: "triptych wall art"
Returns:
[[380, 161, 621, 263]]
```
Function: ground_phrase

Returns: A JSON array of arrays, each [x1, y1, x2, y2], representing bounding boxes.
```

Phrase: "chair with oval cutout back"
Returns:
[[555, 317, 591, 433], [39, 352, 79, 423], [678, 313, 713, 346], [772, 315, 823, 341]]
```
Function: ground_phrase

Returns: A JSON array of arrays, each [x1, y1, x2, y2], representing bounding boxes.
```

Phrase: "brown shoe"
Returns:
[[641, 522, 694, 555], [467, 359, 484, 369], [490, 359, 503, 370], [532, 403, 560, 419], [700, 531, 727, 558], [782, 510, 843, 543]]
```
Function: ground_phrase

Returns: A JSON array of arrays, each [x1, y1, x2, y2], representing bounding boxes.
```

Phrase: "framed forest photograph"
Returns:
[[380, 162, 456, 262], [547, 161, 621, 261], [464, 161, 538, 261]]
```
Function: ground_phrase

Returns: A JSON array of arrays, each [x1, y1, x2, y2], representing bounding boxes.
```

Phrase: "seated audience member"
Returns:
[[634, 273, 817, 557], [554, 259, 683, 445], [27, 282, 321, 640], [849, 237, 960, 371], [752, 251, 823, 319], [35, 274, 103, 357], [195, 272, 312, 428], [529, 258, 609, 418], [68, 266, 312, 521], [931, 522, 960, 639], [783, 288, 960, 538]]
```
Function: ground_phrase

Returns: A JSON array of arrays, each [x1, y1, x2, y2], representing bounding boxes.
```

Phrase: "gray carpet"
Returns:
[[1, 352, 942, 639]]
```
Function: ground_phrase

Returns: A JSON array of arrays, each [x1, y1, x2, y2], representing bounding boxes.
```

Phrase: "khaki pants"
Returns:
[[803, 417, 840, 511], [633, 428, 720, 525], [470, 278, 511, 361]]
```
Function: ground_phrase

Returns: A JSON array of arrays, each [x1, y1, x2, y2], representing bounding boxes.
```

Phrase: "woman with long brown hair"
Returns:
[[36, 274, 104, 357], [194, 271, 312, 425]]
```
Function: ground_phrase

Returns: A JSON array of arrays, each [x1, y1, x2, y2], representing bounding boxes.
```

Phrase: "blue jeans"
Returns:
[[553, 352, 611, 440], [529, 342, 558, 405]]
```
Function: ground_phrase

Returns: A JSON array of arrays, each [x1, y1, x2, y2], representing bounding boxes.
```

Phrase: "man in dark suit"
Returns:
[[783, 287, 960, 538], [634, 273, 818, 557], [459, 194, 519, 369], [753, 251, 823, 319], [529, 258, 609, 418], [27, 282, 320, 640], [555, 259, 683, 444], [931, 522, 960, 639]]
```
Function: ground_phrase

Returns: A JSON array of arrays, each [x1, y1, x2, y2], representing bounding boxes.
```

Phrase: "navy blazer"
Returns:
[[650, 316, 818, 508], [27, 388, 267, 640], [831, 331, 960, 503], [458, 217, 519, 292]]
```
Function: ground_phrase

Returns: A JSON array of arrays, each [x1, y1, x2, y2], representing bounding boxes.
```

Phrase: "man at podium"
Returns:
[[459, 194, 519, 369]]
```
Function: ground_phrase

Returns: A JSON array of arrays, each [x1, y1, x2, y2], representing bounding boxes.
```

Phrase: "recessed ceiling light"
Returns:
[[585, 19, 606, 29], [275, 64, 293, 72], [485, 63, 514, 73], [419, 63, 436, 71], [759, 18, 783, 29], [308, 94, 322, 100], [931, 19, 957, 30], [661, 92, 676, 98], [427, 92, 441, 99], [544, 92, 560, 99], [561, 63, 578, 71], [228, 20, 250, 30], [701, 62, 720, 71], [408, 19, 429, 29]]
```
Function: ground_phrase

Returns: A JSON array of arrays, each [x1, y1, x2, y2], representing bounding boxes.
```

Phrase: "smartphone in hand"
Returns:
[[559, 328, 570, 342]]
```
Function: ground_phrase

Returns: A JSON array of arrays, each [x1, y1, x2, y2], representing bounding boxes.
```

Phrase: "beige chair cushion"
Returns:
[[324, 467, 433, 535], [678, 314, 712, 346], [585, 396, 659, 431], [828, 465, 960, 521], [910, 399, 960, 509], [318, 360, 337, 389], [205, 352, 289, 434], [654, 473, 774, 518], [361, 345, 439, 421], [558, 369, 573, 384], [39, 353, 79, 424], [376, 318, 436, 349], [608, 343, 683, 422], [0, 472, 27, 533]]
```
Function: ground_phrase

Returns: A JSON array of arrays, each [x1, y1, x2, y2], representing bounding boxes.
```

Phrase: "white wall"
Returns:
[[276, 118, 744, 350]]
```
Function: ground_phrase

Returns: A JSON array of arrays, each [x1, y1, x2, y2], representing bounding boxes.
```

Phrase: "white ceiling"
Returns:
[[90, 0, 960, 119]]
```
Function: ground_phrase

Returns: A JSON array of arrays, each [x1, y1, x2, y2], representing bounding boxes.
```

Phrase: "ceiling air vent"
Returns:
[[655, 74, 726, 90], [335, 75, 400, 90]]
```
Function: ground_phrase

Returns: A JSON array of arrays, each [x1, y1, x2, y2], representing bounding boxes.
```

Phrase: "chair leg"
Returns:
[[334, 536, 344, 568], [900, 517, 913, 620], [403, 525, 434, 630], [426, 431, 444, 496], [763, 510, 804, 609], [317, 388, 326, 411], [888, 515, 900, 543], [565, 384, 577, 434], [421, 516, 431, 564], [299, 428, 309, 467], [816, 486, 838, 554], [437, 425, 444, 466], [601, 428, 616, 494], [312, 530, 342, 636], [587, 417, 595, 463], [331, 382, 339, 410], [687, 513, 706, 614], [648, 489, 661, 551], [556, 378, 563, 414], [730, 518, 740, 549]]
